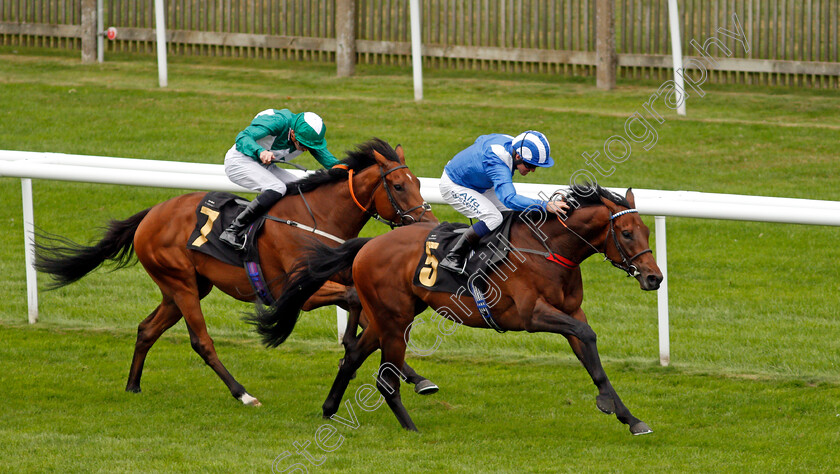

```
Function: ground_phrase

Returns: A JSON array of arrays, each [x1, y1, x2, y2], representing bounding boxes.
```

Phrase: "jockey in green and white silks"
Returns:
[[438, 131, 568, 273], [220, 109, 341, 250]]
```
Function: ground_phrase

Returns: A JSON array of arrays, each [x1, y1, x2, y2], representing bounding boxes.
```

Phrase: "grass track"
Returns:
[[1, 47, 839, 472], [2, 324, 838, 472]]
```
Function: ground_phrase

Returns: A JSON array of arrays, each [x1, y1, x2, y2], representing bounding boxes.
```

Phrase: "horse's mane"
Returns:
[[286, 138, 400, 195], [515, 184, 630, 221], [566, 184, 630, 209]]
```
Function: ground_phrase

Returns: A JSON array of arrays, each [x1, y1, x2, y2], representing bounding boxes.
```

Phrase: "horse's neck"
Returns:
[[274, 168, 379, 239], [559, 206, 611, 262], [516, 206, 610, 263]]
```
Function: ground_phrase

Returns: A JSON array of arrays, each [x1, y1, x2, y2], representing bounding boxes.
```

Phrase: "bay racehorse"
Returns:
[[254, 185, 662, 434], [34, 138, 437, 406]]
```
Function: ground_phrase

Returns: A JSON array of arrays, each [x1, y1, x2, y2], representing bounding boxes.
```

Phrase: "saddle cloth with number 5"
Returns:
[[412, 213, 518, 294]]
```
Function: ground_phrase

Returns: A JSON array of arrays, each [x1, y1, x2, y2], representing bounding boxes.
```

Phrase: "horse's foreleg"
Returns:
[[126, 301, 182, 393], [530, 301, 651, 435]]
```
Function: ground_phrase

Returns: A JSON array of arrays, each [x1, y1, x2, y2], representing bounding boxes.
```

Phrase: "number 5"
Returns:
[[418, 241, 440, 287]]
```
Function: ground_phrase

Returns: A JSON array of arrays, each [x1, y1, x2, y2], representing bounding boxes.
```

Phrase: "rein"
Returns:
[[342, 164, 431, 228], [521, 207, 652, 277], [263, 215, 345, 244]]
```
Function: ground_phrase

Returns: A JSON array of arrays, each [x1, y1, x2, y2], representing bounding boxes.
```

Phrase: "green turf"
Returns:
[[1, 48, 839, 472]]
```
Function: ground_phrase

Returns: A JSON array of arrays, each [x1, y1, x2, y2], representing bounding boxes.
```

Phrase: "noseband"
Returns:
[[607, 209, 652, 278], [346, 165, 432, 228]]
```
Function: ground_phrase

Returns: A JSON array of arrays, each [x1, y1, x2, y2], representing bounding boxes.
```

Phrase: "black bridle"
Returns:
[[606, 209, 653, 277], [350, 164, 432, 228], [546, 207, 652, 278]]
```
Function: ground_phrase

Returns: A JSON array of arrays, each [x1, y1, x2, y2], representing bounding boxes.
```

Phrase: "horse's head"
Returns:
[[599, 189, 663, 291], [369, 145, 437, 226]]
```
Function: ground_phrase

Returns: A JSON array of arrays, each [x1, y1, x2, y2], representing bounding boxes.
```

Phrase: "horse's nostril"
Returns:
[[646, 274, 662, 288]]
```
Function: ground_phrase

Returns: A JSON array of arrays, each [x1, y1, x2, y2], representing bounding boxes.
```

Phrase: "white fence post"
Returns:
[[21, 178, 38, 324], [336, 308, 348, 342], [409, 0, 423, 101], [154, 0, 168, 88], [667, 0, 686, 116], [96, 0, 104, 63], [655, 216, 669, 366]]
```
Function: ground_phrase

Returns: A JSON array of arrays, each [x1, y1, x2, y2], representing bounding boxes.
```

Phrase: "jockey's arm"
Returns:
[[485, 161, 547, 211], [234, 114, 293, 161], [309, 147, 340, 169], [494, 182, 548, 211]]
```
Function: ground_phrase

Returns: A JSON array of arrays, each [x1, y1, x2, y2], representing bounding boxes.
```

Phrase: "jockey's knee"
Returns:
[[479, 213, 503, 232]]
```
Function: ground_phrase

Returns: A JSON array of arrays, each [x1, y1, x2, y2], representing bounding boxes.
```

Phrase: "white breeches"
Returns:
[[224, 145, 299, 194], [439, 171, 509, 230]]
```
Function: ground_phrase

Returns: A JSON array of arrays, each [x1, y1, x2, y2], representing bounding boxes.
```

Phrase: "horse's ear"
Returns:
[[395, 144, 406, 164], [625, 188, 636, 208], [600, 195, 621, 213], [372, 149, 391, 168]]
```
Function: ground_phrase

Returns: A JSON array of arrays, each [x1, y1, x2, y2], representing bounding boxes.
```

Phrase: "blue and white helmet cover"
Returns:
[[511, 130, 553, 167]]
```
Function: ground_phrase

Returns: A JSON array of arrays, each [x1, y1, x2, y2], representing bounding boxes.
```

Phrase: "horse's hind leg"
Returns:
[[356, 302, 439, 396], [178, 293, 260, 406], [401, 362, 438, 395], [126, 300, 182, 393], [322, 327, 379, 418], [376, 334, 417, 431]]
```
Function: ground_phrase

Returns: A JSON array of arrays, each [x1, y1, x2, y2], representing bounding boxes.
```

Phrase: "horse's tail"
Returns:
[[247, 237, 372, 348], [34, 208, 152, 289]]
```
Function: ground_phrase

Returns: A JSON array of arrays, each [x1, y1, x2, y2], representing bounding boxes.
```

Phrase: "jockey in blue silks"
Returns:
[[438, 131, 568, 274]]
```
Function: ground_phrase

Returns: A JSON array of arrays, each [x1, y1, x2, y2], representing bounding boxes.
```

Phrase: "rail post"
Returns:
[[21, 178, 38, 324], [655, 216, 669, 366]]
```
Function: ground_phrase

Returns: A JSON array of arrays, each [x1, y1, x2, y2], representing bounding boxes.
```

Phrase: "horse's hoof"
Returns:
[[414, 379, 439, 395], [630, 422, 653, 435], [322, 405, 338, 419], [239, 393, 262, 407], [596, 395, 615, 415], [125, 386, 141, 394]]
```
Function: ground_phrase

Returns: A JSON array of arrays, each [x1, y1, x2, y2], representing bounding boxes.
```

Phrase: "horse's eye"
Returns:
[[393, 184, 403, 191], [622, 230, 632, 239]]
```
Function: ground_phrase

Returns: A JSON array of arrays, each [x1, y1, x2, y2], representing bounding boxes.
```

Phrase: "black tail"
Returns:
[[246, 237, 372, 348], [34, 208, 151, 289]]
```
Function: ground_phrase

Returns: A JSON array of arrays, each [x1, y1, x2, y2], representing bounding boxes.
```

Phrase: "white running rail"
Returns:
[[4, 150, 840, 365]]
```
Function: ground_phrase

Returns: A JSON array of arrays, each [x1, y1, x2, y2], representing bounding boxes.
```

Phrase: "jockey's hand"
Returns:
[[546, 200, 569, 217], [259, 150, 274, 164]]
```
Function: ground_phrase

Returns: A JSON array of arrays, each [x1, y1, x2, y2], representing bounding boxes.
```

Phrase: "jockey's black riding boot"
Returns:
[[438, 226, 482, 274], [219, 189, 283, 250]]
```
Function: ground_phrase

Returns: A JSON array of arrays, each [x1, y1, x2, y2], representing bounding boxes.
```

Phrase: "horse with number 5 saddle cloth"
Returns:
[[254, 185, 663, 434], [33, 138, 437, 407]]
